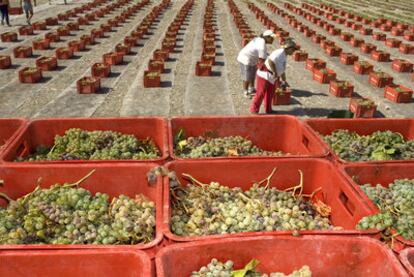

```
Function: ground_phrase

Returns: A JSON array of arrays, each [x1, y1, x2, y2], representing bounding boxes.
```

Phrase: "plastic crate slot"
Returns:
[[302, 134, 309, 149], [339, 191, 355, 216], [16, 141, 30, 158]]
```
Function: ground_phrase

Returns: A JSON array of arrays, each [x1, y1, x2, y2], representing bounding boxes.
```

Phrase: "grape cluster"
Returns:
[[0, 183, 156, 245], [191, 258, 312, 277], [357, 179, 414, 240], [323, 130, 414, 161], [18, 128, 160, 161], [175, 135, 284, 158], [171, 178, 335, 237]]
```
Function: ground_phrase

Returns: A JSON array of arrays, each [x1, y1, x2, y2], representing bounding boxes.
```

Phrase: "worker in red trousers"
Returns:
[[250, 39, 296, 114]]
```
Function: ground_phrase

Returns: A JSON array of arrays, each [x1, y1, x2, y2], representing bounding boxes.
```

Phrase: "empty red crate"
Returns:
[[0, 118, 168, 163], [342, 163, 414, 250], [169, 116, 329, 160], [156, 236, 407, 277], [0, 164, 162, 252], [0, 250, 152, 277], [400, 248, 414, 275], [305, 118, 414, 163], [163, 158, 374, 243]]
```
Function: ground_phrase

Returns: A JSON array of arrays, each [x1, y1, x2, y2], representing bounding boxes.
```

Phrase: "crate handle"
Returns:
[[302, 134, 310, 149], [339, 191, 355, 216], [16, 141, 30, 158]]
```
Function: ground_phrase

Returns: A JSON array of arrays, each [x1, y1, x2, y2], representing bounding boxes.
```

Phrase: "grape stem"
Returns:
[[182, 173, 207, 188], [255, 167, 277, 190], [0, 192, 13, 203], [302, 187, 322, 199], [284, 170, 304, 197], [63, 169, 96, 188]]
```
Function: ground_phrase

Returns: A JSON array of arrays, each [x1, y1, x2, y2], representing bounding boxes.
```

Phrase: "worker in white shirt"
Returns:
[[237, 30, 276, 98], [250, 39, 296, 114]]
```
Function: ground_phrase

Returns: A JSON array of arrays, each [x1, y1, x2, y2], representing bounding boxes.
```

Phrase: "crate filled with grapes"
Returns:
[[155, 236, 406, 276], [305, 118, 414, 163], [0, 249, 152, 276], [342, 163, 414, 251], [0, 164, 162, 251], [0, 117, 168, 163], [162, 158, 374, 242], [169, 116, 329, 160]]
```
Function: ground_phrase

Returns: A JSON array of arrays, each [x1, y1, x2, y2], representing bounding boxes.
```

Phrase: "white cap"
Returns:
[[262, 30, 276, 38]]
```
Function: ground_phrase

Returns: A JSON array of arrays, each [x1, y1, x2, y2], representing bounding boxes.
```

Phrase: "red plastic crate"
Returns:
[[400, 248, 414, 275], [342, 163, 414, 251], [163, 158, 375, 243], [305, 118, 414, 164], [0, 118, 26, 156], [0, 250, 152, 277], [0, 164, 162, 252], [156, 236, 407, 277], [169, 116, 329, 160], [0, 118, 168, 163]]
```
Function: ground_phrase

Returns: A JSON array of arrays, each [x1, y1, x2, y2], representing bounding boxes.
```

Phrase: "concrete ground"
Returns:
[[0, 0, 413, 119]]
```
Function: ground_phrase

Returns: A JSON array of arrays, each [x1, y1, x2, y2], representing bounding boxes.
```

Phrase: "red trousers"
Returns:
[[250, 75, 276, 114]]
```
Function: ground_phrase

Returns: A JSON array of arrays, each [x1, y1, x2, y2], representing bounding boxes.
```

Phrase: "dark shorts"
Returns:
[[23, 2, 33, 13], [239, 63, 257, 82]]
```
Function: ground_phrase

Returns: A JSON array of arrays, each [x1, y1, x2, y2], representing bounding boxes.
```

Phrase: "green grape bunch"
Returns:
[[357, 179, 414, 241], [323, 130, 414, 162], [170, 170, 337, 237], [0, 171, 156, 245], [17, 128, 160, 161], [175, 135, 284, 158], [191, 258, 312, 277]]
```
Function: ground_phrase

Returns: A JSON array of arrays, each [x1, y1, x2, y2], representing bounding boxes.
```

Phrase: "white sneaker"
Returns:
[[244, 91, 251, 98], [248, 87, 256, 94]]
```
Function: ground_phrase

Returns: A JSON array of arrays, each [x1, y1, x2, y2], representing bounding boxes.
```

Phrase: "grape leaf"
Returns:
[[231, 259, 260, 277]]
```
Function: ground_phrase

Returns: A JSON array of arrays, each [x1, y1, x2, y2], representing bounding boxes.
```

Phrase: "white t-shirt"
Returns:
[[257, 48, 287, 84], [237, 37, 267, 66]]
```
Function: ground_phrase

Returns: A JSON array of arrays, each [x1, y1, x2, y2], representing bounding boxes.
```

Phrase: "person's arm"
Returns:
[[268, 59, 278, 78]]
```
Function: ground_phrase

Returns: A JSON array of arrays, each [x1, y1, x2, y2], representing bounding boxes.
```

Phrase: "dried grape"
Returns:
[[323, 130, 414, 161], [190, 258, 312, 277], [175, 135, 284, 158], [0, 174, 156, 245], [17, 128, 160, 161], [357, 179, 414, 241]]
